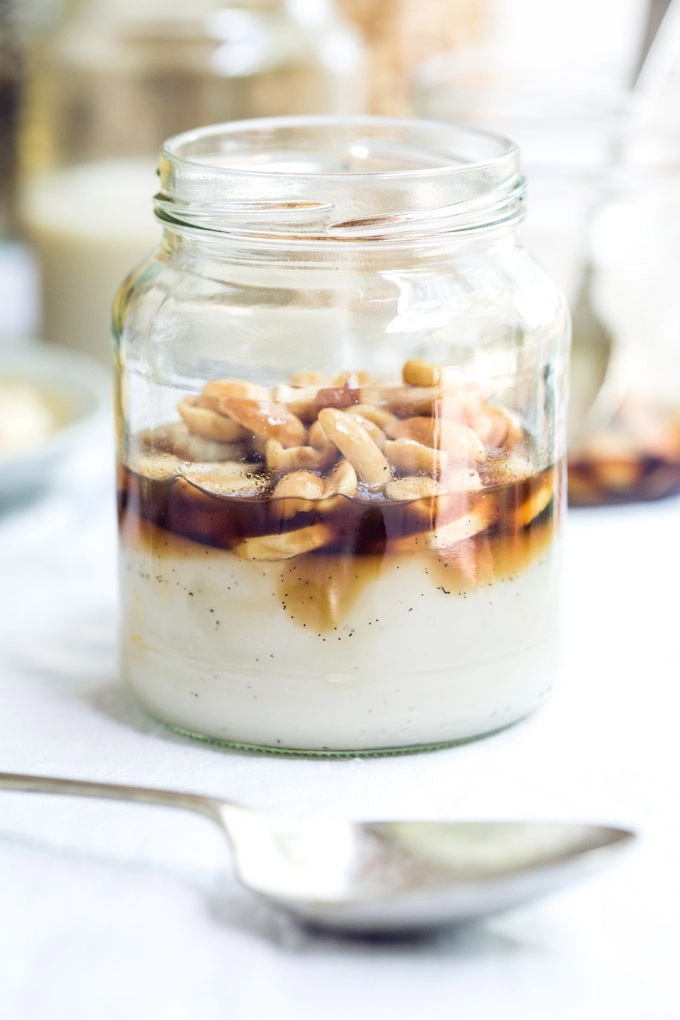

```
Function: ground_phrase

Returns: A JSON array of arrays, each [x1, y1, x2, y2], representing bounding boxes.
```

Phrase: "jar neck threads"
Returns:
[[154, 116, 525, 248]]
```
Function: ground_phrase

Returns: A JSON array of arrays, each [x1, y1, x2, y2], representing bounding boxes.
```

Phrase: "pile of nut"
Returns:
[[568, 399, 680, 505], [129, 359, 552, 562]]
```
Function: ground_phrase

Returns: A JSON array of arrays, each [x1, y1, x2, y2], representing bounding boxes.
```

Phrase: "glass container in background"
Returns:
[[19, 0, 366, 360], [338, 0, 487, 115], [415, 53, 680, 504], [0, 0, 21, 240], [567, 122, 680, 503], [114, 116, 568, 754]]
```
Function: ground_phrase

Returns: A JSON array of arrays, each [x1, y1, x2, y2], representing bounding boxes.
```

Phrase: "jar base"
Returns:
[[148, 712, 536, 758]]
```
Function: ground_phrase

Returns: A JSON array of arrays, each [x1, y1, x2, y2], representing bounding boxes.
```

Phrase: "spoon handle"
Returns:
[[0, 770, 224, 825]]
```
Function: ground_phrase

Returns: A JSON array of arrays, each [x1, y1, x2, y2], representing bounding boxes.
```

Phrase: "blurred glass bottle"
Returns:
[[20, 0, 366, 360], [415, 51, 680, 505]]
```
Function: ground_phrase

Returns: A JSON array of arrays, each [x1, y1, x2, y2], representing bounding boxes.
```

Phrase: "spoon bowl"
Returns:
[[0, 772, 634, 934], [224, 811, 633, 931]]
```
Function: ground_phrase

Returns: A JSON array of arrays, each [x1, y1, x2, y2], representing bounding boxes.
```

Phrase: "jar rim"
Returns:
[[160, 114, 520, 180], [155, 115, 525, 244]]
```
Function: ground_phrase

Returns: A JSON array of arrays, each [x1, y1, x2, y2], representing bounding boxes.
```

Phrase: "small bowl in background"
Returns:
[[0, 341, 110, 504]]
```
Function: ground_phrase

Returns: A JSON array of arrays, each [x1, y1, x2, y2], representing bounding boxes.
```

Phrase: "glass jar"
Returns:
[[20, 0, 366, 360], [114, 116, 568, 755], [567, 124, 680, 504], [415, 52, 680, 505]]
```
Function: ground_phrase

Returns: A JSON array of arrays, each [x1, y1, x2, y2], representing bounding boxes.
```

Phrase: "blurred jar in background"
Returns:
[[20, 0, 366, 360], [568, 122, 680, 504], [338, 0, 487, 115], [0, 0, 21, 239], [415, 52, 680, 504]]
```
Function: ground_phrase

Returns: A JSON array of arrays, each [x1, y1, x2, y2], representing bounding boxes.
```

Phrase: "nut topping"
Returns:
[[235, 522, 335, 561], [317, 408, 392, 490], [217, 398, 307, 449], [273, 470, 327, 519], [198, 379, 269, 411], [178, 396, 250, 443], [123, 359, 556, 582]]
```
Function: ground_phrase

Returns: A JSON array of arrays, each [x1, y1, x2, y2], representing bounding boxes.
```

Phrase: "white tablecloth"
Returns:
[[1, 414, 679, 1019]]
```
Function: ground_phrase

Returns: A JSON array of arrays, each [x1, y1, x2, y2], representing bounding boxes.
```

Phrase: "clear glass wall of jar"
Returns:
[[114, 116, 569, 755], [19, 0, 366, 360]]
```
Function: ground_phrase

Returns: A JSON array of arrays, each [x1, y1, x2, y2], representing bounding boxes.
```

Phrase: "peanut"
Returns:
[[309, 419, 335, 452], [388, 502, 491, 555], [128, 451, 186, 482], [517, 475, 554, 526], [184, 462, 269, 498], [387, 386, 447, 418], [273, 470, 326, 501], [489, 453, 534, 484], [323, 458, 358, 498], [346, 403, 398, 429], [470, 406, 521, 448], [385, 416, 435, 444], [432, 389, 483, 422], [384, 416, 484, 460], [178, 396, 250, 443], [317, 408, 392, 490], [440, 424, 486, 462], [383, 437, 446, 477], [272, 384, 320, 422], [385, 476, 447, 501], [199, 379, 269, 411], [402, 358, 442, 387], [347, 414, 386, 450], [235, 522, 334, 561], [156, 422, 246, 463], [218, 398, 307, 448], [265, 438, 337, 474], [309, 383, 361, 418], [359, 383, 441, 418], [425, 506, 492, 551], [273, 470, 326, 519]]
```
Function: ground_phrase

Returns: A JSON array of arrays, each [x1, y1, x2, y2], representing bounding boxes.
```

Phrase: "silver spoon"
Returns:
[[0, 771, 634, 934]]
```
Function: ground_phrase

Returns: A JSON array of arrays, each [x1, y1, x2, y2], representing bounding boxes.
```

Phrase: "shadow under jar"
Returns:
[[113, 116, 569, 755]]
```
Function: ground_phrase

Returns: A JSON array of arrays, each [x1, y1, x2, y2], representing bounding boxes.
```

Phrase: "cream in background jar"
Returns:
[[19, 0, 366, 360], [21, 160, 160, 361]]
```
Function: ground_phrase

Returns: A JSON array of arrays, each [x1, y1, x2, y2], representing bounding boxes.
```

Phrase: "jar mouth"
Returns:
[[155, 115, 525, 243]]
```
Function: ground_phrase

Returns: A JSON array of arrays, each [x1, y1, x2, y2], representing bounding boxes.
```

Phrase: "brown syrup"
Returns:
[[118, 463, 560, 631]]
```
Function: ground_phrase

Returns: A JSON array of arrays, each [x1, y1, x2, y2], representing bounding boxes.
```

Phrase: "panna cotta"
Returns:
[[118, 359, 563, 753]]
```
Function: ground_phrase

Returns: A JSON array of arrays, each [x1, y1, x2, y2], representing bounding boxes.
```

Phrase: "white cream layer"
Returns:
[[120, 536, 561, 751]]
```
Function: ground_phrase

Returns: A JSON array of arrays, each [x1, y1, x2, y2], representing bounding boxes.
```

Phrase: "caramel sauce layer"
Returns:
[[119, 360, 561, 630], [118, 465, 559, 632]]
